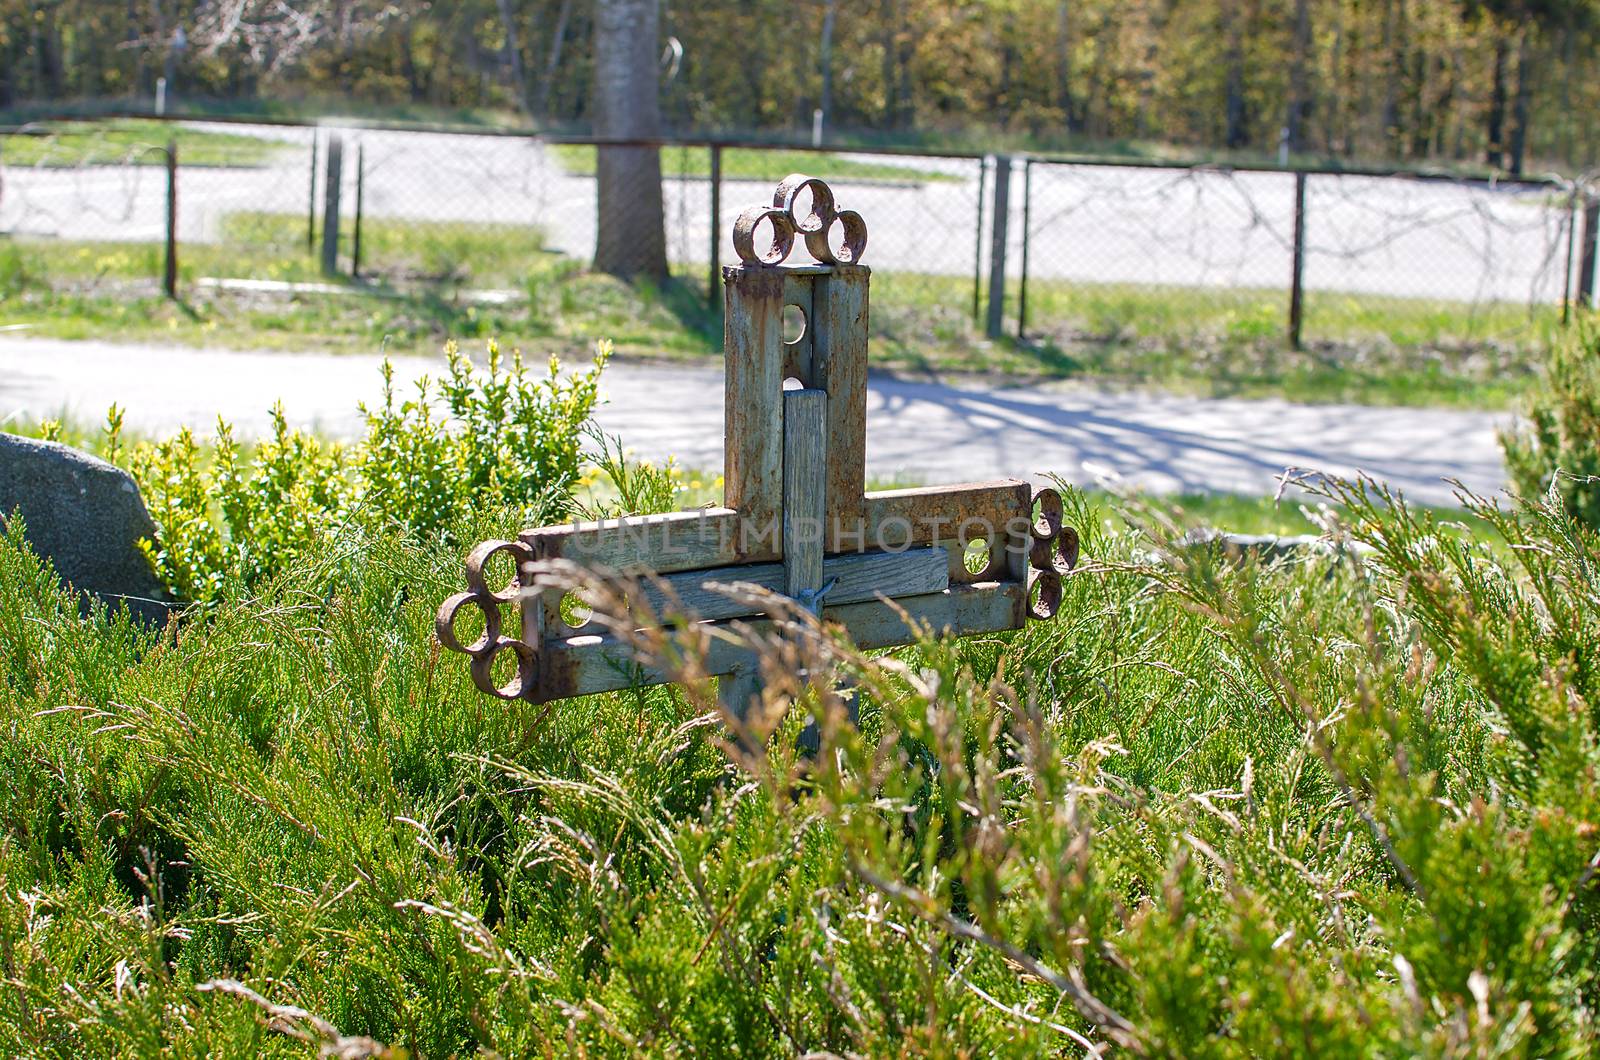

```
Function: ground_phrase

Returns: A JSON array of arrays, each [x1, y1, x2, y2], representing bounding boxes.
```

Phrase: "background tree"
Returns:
[[591, 0, 667, 280], [7, 0, 1600, 173]]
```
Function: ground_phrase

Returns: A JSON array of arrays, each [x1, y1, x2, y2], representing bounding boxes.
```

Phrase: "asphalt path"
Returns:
[[0, 336, 1508, 507]]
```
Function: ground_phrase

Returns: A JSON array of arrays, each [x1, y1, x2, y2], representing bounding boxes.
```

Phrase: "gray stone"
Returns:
[[0, 434, 172, 624]]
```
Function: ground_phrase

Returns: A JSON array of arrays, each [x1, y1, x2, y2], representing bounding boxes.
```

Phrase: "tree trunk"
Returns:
[[895, 7, 914, 128], [1487, 33, 1508, 170], [880, 0, 898, 128], [1343, 0, 1362, 157], [1410, 44, 1435, 160], [1286, 0, 1312, 152], [997, 13, 1017, 127], [536, 0, 574, 120], [593, 0, 668, 280], [494, 0, 534, 117], [1433, 51, 1455, 158], [399, 23, 423, 101], [1327, 2, 1345, 157], [1055, 0, 1077, 131], [819, 0, 836, 139], [1508, 28, 1532, 177], [126, 0, 148, 96], [1559, 11, 1575, 165], [1380, 0, 1402, 155], [1222, 0, 1247, 149]]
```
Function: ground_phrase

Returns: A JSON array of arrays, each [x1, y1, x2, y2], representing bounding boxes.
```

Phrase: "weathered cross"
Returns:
[[437, 175, 1078, 711]]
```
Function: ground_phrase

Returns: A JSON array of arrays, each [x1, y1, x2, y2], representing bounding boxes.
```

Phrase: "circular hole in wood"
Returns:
[[560, 590, 594, 630], [962, 538, 991, 576], [782, 376, 805, 391], [783, 303, 807, 345]]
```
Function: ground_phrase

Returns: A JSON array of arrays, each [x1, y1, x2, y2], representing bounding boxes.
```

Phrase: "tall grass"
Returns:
[[2, 471, 1596, 1054]]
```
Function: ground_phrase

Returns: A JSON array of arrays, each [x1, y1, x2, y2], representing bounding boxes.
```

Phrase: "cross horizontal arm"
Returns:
[[561, 546, 950, 632], [854, 479, 1033, 552], [522, 507, 769, 572], [515, 478, 1035, 576], [539, 580, 1027, 701]]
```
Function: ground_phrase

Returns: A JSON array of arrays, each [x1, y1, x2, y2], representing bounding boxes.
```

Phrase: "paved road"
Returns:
[[0, 121, 1573, 303], [0, 336, 1508, 506]]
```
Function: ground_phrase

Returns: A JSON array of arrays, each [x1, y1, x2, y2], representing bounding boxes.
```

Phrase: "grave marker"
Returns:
[[437, 175, 1079, 711]]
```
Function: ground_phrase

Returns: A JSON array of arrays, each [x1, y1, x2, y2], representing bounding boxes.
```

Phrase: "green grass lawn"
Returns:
[[551, 142, 960, 183], [1, 210, 1559, 409], [0, 118, 286, 167]]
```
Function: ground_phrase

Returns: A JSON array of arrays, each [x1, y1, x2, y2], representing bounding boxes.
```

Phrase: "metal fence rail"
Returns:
[[2, 113, 1591, 369]]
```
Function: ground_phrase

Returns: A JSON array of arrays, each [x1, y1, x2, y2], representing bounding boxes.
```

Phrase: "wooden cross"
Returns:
[[437, 175, 1078, 709]]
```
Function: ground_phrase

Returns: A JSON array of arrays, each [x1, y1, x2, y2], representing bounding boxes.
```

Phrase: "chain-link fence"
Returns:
[[2, 114, 1591, 386], [1009, 159, 1584, 355]]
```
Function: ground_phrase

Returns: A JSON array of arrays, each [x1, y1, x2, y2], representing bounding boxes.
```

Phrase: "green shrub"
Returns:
[[1502, 319, 1600, 528], [582, 425, 680, 517], [0, 241, 44, 298], [115, 339, 607, 603], [359, 339, 605, 537]]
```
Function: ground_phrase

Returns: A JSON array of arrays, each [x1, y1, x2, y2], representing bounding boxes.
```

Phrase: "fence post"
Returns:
[[352, 142, 364, 278], [985, 155, 1012, 339], [1288, 171, 1307, 350], [972, 157, 987, 325], [321, 133, 343, 277], [1017, 159, 1032, 340], [709, 143, 722, 309], [1562, 189, 1580, 325], [1579, 193, 1599, 309], [163, 139, 178, 299], [307, 131, 319, 253]]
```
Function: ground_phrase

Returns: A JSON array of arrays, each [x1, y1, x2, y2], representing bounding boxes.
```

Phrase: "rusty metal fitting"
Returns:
[[464, 538, 535, 603], [438, 540, 542, 701], [1028, 569, 1063, 620], [436, 590, 500, 654], [772, 173, 836, 234], [1029, 525, 1080, 576], [468, 636, 538, 700], [1030, 487, 1063, 541], [804, 209, 867, 265], [733, 206, 796, 265], [1057, 525, 1081, 571], [734, 176, 867, 266]]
